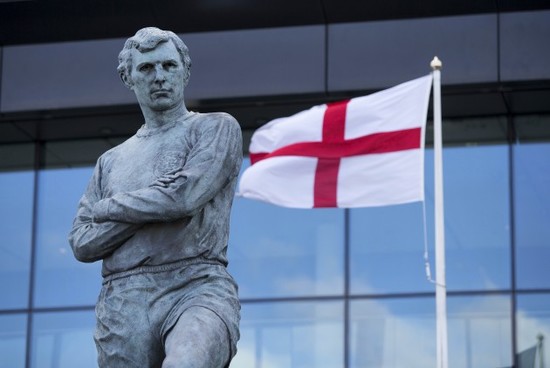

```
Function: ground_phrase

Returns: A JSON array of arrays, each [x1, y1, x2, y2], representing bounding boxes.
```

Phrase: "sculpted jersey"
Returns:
[[69, 112, 243, 277]]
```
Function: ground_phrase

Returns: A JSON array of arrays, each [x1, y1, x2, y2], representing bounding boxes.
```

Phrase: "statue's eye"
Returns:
[[139, 64, 153, 72], [163, 61, 178, 70]]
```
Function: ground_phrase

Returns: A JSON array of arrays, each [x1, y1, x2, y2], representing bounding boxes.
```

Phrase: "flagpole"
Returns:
[[431, 56, 448, 368], [538, 333, 544, 368]]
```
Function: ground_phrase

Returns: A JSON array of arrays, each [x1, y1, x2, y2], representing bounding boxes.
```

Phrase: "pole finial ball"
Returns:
[[431, 56, 443, 70]]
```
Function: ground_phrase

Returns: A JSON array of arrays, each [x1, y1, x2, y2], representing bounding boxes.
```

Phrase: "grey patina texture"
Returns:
[[69, 27, 242, 368]]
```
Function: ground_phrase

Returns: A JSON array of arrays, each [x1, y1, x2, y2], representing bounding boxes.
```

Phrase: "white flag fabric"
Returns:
[[237, 74, 433, 208]]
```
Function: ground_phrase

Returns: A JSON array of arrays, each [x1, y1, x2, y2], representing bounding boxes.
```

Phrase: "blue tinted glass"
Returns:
[[31, 310, 96, 368], [0, 171, 34, 309], [228, 160, 345, 299], [447, 295, 512, 368], [350, 298, 435, 368], [514, 143, 550, 289], [350, 145, 510, 294], [350, 295, 512, 368], [0, 314, 27, 368], [350, 297, 436, 367], [231, 301, 343, 368], [350, 202, 429, 294], [34, 167, 102, 307], [436, 146, 511, 290], [516, 293, 550, 362]]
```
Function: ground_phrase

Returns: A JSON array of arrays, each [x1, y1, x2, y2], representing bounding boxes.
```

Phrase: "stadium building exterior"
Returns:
[[0, 2, 549, 367]]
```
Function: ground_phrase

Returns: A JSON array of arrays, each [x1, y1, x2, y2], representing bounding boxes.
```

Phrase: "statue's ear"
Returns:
[[120, 72, 133, 89]]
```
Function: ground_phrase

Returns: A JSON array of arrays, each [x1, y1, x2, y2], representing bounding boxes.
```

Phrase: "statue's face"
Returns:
[[129, 40, 185, 112]]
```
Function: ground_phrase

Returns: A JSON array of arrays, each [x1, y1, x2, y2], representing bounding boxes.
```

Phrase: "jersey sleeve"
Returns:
[[68, 156, 142, 262]]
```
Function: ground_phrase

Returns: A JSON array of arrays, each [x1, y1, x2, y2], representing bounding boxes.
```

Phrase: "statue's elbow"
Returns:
[[68, 235, 101, 263], [74, 248, 99, 263], [71, 244, 97, 263]]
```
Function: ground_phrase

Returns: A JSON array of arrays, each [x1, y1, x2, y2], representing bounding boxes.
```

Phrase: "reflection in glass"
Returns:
[[350, 146, 510, 294], [351, 295, 512, 368], [0, 144, 35, 171], [433, 146, 510, 291], [350, 202, 429, 294], [31, 310, 96, 368], [0, 314, 26, 368], [231, 301, 343, 368], [44, 139, 127, 169], [34, 167, 102, 307], [448, 295, 512, 368], [516, 293, 550, 366], [350, 297, 436, 368], [514, 143, 550, 289], [229, 160, 345, 299], [0, 170, 34, 309]]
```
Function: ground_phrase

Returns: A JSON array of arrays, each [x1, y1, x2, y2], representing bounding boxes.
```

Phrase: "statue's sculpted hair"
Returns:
[[118, 27, 192, 88]]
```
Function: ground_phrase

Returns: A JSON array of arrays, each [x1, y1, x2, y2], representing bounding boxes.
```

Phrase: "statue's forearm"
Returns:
[[69, 219, 141, 263]]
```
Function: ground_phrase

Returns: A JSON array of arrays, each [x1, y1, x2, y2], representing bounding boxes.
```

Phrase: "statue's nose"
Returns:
[[154, 65, 167, 82]]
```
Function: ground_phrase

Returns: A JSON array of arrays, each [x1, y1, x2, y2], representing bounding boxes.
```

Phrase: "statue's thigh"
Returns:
[[162, 306, 230, 368], [95, 278, 164, 367]]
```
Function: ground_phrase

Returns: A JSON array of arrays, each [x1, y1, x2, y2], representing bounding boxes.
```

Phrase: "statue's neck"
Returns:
[[141, 102, 189, 129]]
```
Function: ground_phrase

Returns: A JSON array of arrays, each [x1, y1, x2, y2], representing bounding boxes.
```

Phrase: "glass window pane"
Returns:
[[350, 202, 430, 294], [34, 167, 102, 307], [44, 138, 127, 169], [351, 146, 511, 293], [0, 144, 35, 171], [350, 297, 436, 368], [0, 168, 34, 309], [0, 314, 27, 368], [31, 310, 96, 368], [231, 301, 343, 368], [516, 293, 550, 365], [436, 146, 511, 291], [515, 114, 550, 142], [350, 295, 512, 368], [229, 161, 345, 299], [514, 143, 550, 289], [448, 295, 512, 368]]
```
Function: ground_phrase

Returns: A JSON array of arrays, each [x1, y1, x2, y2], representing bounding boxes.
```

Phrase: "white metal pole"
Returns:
[[431, 56, 448, 368], [537, 333, 544, 368]]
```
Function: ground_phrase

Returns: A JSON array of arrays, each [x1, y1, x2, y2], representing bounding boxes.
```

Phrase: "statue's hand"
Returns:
[[152, 169, 181, 188]]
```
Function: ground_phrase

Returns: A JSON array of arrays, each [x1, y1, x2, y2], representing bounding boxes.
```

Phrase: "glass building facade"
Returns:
[[1, 6, 549, 367], [1, 114, 549, 367]]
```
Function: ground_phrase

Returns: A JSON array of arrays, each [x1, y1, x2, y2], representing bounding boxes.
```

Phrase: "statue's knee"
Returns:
[[162, 307, 230, 368]]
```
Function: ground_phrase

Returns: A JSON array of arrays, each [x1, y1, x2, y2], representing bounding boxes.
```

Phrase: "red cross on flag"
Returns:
[[237, 74, 433, 208]]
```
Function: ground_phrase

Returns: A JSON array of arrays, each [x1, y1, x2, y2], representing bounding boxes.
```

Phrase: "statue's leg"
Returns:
[[162, 306, 230, 368], [95, 276, 164, 368]]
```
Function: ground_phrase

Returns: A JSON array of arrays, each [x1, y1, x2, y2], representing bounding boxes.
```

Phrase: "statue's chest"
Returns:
[[103, 135, 191, 196]]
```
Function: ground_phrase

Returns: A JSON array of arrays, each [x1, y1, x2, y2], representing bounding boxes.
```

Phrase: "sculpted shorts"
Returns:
[[94, 259, 240, 367]]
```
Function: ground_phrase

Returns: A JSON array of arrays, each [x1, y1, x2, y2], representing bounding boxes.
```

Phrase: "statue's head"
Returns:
[[117, 27, 192, 89]]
